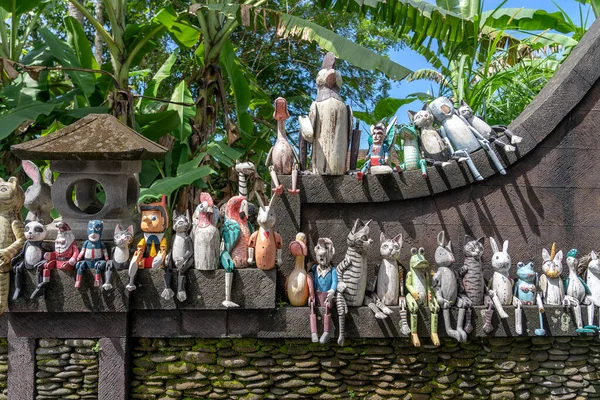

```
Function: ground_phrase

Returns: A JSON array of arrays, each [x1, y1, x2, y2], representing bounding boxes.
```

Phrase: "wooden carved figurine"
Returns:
[[432, 232, 469, 342], [101, 225, 134, 291], [537, 244, 564, 335], [336, 219, 372, 346], [22, 160, 53, 225], [459, 236, 485, 334], [0, 177, 25, 313], [162, 210, 194, 301], [11, 218, 50, 300], [398, 122, 427, 177], [360, 117, 397, 176], [220, 195, 252, 307], [408, 107, 451, 167], [248, 195, 283, 271], [308, 238, 337, 344], [563, 249, 593, 333], [31, 222, 78, 298], [75, 220, 109, 288], [487, 237, 513, 324], [582, 251, 600, 329], [458, 100, 522, 151], [193, 193, 220, 270], [299, 52, 352, 175], [286, 232, 309, 306], [127, 196, 169, 292], [266, 97, 300, 195], [513, 261, 538, 335]]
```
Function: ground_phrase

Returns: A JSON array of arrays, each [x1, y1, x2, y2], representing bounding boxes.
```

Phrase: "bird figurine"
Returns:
[[193, 192, 220, 271], [286, 232, 310, 306]]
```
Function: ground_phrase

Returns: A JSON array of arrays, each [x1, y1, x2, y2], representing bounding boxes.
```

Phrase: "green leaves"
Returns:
[[65, 16, 99, 71], [139, 165, 214, 203], [480, 8, 574, 33], [154, 6, 201, 49], [221, 39, 253, 136], [0, 101, 56, 140], [168, 80, 194, 142], [0, 0, 45, 15], [355, 97, 420, 125], [138, 110, 181, 141], [138, 51, 179, 113]]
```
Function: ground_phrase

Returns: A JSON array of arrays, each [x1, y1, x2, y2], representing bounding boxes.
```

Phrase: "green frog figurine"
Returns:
[[406, 247, 440, 347]]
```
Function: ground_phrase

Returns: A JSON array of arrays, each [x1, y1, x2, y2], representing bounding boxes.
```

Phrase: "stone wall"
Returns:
[[0, 339, 7, 399], [35, 339, 99, 399], [131, 337, 600, 400]]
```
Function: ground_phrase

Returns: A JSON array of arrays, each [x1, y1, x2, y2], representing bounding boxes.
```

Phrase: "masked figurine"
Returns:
[[336, 219, 372, 346], [0, 177, 25, 314], [360, 117, 397, 176], [193, 193, 220, 271], [286, 232, 310, 306], [220, 195, 252, 307], [537, 244, 564, 335], [513, 261, 539, 335], [75, 220, 109, 288], [406, 247, 440, 347], [582, 251, 600, 329], [429, 97, 506, 181], [299, 52, 352, 175], [308, 238, 337, 344], [266, 97, 300, 195], [127, 195, 169, 292], [248, 195, 283, 271], [101, 225, 134, 291], [487, 237, 513, 327], [458, 100, 522, 151], [32, 222, 78, 298], [163, 210, 194, 302], [563, 249, 593, 333], [11, 218, 50, 300]]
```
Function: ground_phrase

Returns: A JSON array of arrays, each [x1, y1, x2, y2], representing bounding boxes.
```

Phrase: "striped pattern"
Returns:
[[462, 256, 485, 306], [337, 247, 368, 307], [238, 172, 248, 197], [403, 137, 419, 170]]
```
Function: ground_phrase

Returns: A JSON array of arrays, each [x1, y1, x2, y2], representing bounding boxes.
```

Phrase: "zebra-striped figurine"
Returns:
[[336, 219, 372, 346]]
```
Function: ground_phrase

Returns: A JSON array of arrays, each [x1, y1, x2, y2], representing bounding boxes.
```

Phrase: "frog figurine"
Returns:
[[405, 247, 440, 347], [513, 261, 538, 335]]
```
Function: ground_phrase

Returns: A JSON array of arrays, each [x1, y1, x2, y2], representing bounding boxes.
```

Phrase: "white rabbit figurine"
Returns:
[[488, 237, 513, 320], [22, 160, 53, 225]]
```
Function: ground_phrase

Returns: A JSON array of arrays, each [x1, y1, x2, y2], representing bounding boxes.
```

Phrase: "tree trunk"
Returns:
[[68, 2, 85, 26], [94, 0, 104, 66]]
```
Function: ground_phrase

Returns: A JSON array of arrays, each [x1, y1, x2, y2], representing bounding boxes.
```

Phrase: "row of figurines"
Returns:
[[266, 52, 520, 196], [285, 220, 600, 347]]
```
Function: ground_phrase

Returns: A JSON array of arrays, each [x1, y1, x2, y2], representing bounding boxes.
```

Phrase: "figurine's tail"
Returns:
[[0, 273, 9, 314], [336, 293, 348, 346]]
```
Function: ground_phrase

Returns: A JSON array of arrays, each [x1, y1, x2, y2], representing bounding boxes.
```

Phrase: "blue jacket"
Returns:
[[311, 265, 337, 293]]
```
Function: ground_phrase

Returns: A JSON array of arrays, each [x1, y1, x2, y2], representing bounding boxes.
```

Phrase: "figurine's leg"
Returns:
[[492, 292, 509, 319], [536, 310, 546, 336], [288, 164, 300, 195], [514, 298, 523, 335], [398, 297, 411, 336], [406, 296, 420, 347], [588, 302, 595, 327], [309, 302, 319, 343], [222, 271, 239, 308], [102, 262, 114, 291], [565, 297, 584, 330], [375, 295, 394, 316], [493, 126, 522, 145], [482, 296, 495, 334], [430, 310, 440, 347], [75, 261, 86, 288], [364, 294, 386, 319], [176, 258, 193, 302], [454, 150, 483, 181], [320, 300, 332, 344], [12, 263, 24, 301], [126, 260, 139, 292], [481, 143, 507, 175], [160, 261, 175, 300], [442, 304, 461, 342], [458, 295, 473, 336], [269, 166, 284, 196], [31, 262, 52, 299], [336, 292, 348, 346], [93, 260, 105, 288], [490, 137, 516, 153]]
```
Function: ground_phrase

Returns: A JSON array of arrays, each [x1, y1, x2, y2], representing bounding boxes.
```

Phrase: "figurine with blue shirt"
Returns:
[[75, 220, 109, 288], [308, 237, 337, 344]]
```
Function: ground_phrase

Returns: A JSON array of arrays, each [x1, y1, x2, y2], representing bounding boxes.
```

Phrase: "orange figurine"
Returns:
[[247, 195, 283, 270]]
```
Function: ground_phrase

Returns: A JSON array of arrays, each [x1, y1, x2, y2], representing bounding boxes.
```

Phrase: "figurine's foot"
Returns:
[[126, 283, 136, 292], [400, 323, 411, 336], [102, 283, 113, 291], [431, 333, 440, 347], [482, 323, 494, 335], [74, 281, 81, 289], [311, 333, 319, 343], [287, 189, 300, 195], [446, 329, 462, 342], [222, 300, 239, 308], [337, 336, 345, 347], [12, 289, 20, 301], [161, 288, 174, 300], [273, 185, 284, 195], [94, 279, 101, 288], [375, 311, 387, 320], [458, 329, 468, 342], [356, 171, 364, 181], [319, 332, 330, 344], [377, 303, 393, 315], [503, 145, 516, 153], [177, 291, 187, 302], [576, 327, 597, 334], [441, 162, 452, 167], [511, 136, 523, 144], [534, 328, 546, 336], [411, 333, 421, 347], [464, 323, 474, 334], [30, 288, 43, 299]]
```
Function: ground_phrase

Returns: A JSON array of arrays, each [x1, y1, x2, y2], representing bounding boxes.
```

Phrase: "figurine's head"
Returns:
[[371, 122, 386, 145], [87, 220, 104, 242], [458, 100, 473, 119], [24, 219, 47, 241], [140, 195, 168, 233], [489, 237, 511, 274], [410, 247, 429, 270], [434, 231, 455, 268], [542, 244, 563, 278], [256, 195, 276, 230], [114, 224, 134, 247], [273, 97, 290, 121], [314, 237, 335, 267], [463, 235, 485, 258], [380, 232, 402, 261], [225, 195, 249, 223], [0, 176, 24, 211], [173, 210, 191, 233], [566, 248, 579, 270], [347, 219, 372, 252], [55, 222, 75, 247], [316, 68, 343, 90], [428, 97, 455, 123], [408, 107, 434, 129], [516, 261, 536, 283], [588, 251, 600, 276], [289, 232, 307, 257]]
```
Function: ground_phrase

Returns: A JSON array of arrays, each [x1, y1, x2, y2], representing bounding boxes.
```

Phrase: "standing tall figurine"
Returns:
[[75, 220, 109, 288], [220, 195, 252, 307], [127, 196, 169, 292], [299, 52, 353, 175], [193, 193, 220, 270], [32, 222, 78, 298], [336, 219, 372, 346], [163, 210, 194, 301], [360, 118, 397, 176], [459, 236, 486, 334], [0, 177, 25, 313], [406, 247, 440, 347], [266, 97, 300, 195], [286, 232, 310, 306], [563, 249, 592, 333], [248, 195, 283, 271], [308, 238, 337, 344], [11, 219, 49, 300]]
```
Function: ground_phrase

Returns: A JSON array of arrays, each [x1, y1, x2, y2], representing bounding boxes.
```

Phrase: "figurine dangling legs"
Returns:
[[289, 164, 299, 195], [31, 263, 52, 299], [514, 297, 524, 335], [398, 297, 411, 335], [161, 254, 175, 300], [311, 291, 334, 344], [175, 252, 194, 302], [336, 290, 348, 346], [269, 166, 284, 196], [482, 294, 495, 334], [429, 299, 441, 346], [492, 126, 522, 145], [223, 271, 238, 308], [440, 299, 462, 342], [456, 295, 471, 340], [563, 295, 586, 332], [406, 294, 421, 346]]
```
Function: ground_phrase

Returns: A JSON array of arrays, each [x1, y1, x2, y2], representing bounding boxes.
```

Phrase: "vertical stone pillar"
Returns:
[[98, 337, 130, 400], [7, 337, 35, 399]]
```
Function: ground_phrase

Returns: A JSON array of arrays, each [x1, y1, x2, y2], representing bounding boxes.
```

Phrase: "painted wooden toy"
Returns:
[[101, 225, 134, 291], [286, 232, 309, 306], [582, 251, 600, 329], [408, 107, 451, 167], [75, 220, 109, 288], [537, 244, 564, 336], [513, 261, 538, 335], [488, 237, 513, 323], [336, 219, 372, 346], [193, 193, 220, 270], [432, 231, 468, 342], [299, 52, 352, 175], [127, 196, 169, 292], [308, 238, 337, 344], [459, 236, 486, 334], [0, 177, 25, 313], [11, 218, 50, 300], [21, 160, 53, 225], [458, 99, 522, 151], [266, 97, 300, 195], [248, 195, 283, 271], [398, 122, 427, 177], [406, 247, 440, 347], [360, 117, 397, 176], [31, 222, 78, 298], [163, 210, 194, 302], [563, 249, 593, 333], [220, 195, 252, 307]]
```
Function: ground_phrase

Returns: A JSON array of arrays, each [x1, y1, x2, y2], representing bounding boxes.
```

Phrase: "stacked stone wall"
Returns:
[[131, 337, 600, 400]]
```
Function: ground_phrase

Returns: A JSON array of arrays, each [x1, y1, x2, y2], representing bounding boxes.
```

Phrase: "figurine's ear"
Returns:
[[555, 250, 563, 263], [22, 160, 40, 184], [542, 248, 550, 262], [127, 225, 134, 234], [460, 99, 467, 107], [173, 210, 178, 221], [464, 234, 474, 243], [437, 231, 445, 247], [185, 209, 191, 222], [380, 232, 387, 244], [43, 167, 53, 186], [592, 251, 598, 260], [446, 240, 453, 252], [477, 236, 485, 247], [502, 240, 509, 253], [407, 110, 415, 122], [364, 219, 372, 228], [38, 219, 44, 226], [8, 176, 18, 186], [115, 224, 122, 233], [489, 237, 499, 254], [351, 219, 361, 233], [394, 233, 403, 247]]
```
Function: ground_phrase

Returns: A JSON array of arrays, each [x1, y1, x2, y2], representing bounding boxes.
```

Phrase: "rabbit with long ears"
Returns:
[[432, 231, 469, 342], [248, 195, 283, 271], [488, 237, 513, 320], [22, 160, 53, 225]]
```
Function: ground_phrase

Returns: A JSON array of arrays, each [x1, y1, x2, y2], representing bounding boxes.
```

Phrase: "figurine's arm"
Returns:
[[77, 241, 88, 261], [398, 265, 405, 298], [101, 242, 109, 261], [132, 238, 145, 264], [0, 220, 24, 268], [327, 269, 338, 303], [438, 126, 456, 156], [247, 231, 258, 264], [405, 270, 419, 300], [307, 267, 315, 305]]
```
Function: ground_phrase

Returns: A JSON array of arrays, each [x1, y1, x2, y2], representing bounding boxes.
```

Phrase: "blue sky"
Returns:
[[370, 0, 595, 144]]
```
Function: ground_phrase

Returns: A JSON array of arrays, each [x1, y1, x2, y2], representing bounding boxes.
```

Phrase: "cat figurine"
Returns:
[[102, 225, 134, 291], [458, 100, 519, 152], [408, 107, 450, 166], [164, 210, 194, 302], [459, 235, 486, 334]]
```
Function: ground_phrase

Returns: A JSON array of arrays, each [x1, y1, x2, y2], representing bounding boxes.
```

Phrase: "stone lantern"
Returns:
[[11, 114, 167, 239]]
